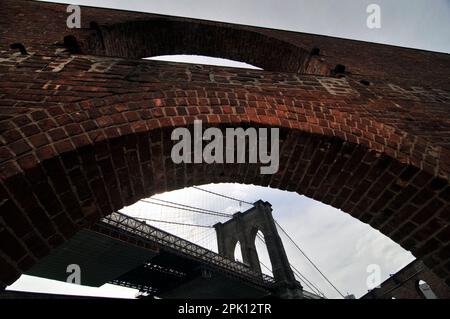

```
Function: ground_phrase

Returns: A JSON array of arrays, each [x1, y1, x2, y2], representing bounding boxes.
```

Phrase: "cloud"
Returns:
[[10, 183, 415, 299], [131, 183, 415, 298]]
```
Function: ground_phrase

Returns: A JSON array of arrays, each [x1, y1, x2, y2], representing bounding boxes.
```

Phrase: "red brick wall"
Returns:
[[361, 260, 450, 299], [0, 0, 449, 293]]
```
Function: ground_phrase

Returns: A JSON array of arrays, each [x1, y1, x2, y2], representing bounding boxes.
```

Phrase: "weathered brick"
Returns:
[[0, 0, 449, 291], [0, 229, 27, 261]]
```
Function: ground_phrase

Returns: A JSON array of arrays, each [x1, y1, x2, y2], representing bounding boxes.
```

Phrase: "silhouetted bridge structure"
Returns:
[[3, 0, 449, 298], [25, 201, 322, 299]]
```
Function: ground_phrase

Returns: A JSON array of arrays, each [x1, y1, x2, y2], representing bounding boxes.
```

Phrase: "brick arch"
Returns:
[[85, 18, 314, 73], [0, 0, 449, 293], [1, 100, 449, 288]]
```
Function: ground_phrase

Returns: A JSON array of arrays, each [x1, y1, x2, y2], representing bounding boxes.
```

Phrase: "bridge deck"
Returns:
[[97, 212, 275, 288], [25, 212, 322, 298]]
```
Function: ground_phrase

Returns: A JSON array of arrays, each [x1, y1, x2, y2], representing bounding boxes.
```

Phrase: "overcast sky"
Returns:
[[10, 184, 415, 299], [9, 0, 448, 299], [39, 0, 450, 53]]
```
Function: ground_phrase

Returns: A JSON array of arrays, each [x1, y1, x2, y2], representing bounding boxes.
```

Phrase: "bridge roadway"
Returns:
[[25, 212, 322, 299]]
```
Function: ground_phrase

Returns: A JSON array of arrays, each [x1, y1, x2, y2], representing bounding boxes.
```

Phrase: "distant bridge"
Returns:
[[24, 202, 324, 299]]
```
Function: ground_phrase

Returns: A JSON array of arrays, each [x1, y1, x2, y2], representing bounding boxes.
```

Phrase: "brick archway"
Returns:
[[0, 0, 449, 291], [86, 18, 313, 73], [1, 88, 448, 287]]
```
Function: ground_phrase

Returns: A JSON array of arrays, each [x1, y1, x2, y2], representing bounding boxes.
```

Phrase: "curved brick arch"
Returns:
[[0, 0, 449, 294], [1, 89, 449, 287], [86, 18, 313, 73]]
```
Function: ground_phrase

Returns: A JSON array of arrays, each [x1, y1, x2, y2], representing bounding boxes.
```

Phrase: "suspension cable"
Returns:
[[275, 220, 345, 298], [290, 263, 326, 297], [139, 187, 340, 297], [135, 216, 213, 228], [140, 198, 231, 218], [192, 186, 254, 206], [148, 197, 232, 216], [259, 260, 273, 274], [192, 227, 216, 245], [291, 269, 321, 296], [255, 233, 325, 297]]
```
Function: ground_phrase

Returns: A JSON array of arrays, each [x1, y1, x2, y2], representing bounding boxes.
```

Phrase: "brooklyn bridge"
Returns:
[[0, 0, 449, 299]]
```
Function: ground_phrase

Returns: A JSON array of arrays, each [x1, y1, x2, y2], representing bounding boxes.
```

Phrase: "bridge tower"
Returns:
[[214, 200, 303, 298]]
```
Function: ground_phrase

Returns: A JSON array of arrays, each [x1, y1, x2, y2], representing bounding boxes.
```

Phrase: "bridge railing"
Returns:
[[98, 212, 276, 288]]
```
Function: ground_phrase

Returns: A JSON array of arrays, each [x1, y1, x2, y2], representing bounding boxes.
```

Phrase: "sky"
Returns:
[[118, 184, 416, 299], [9, 183, 415, 299], [39, 0, 450, 53], [8, 0, 449, 299]]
